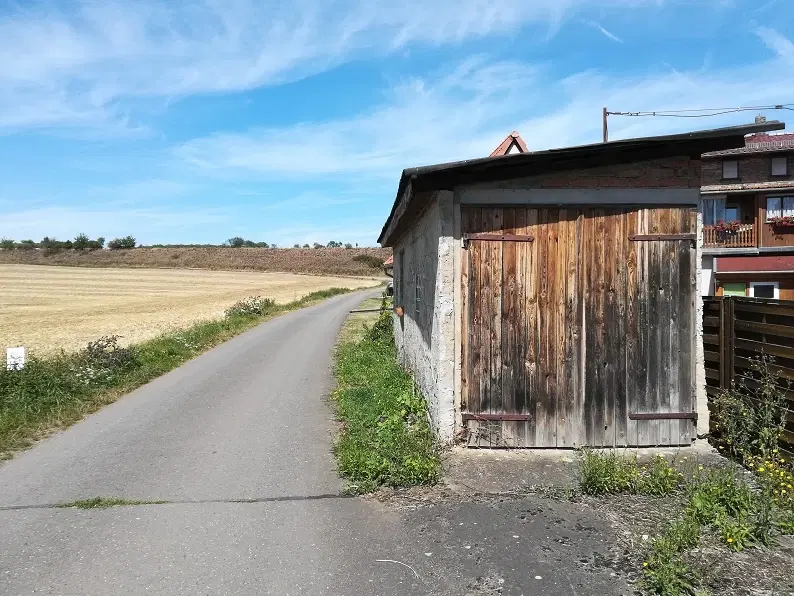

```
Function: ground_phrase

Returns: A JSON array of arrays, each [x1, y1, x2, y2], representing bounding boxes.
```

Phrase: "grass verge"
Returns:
[[0, 287, 358, 459], [332, 301, 440, 493]]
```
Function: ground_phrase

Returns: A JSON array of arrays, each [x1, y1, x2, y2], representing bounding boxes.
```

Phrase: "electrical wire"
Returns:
[[607, 104, 794, 118]]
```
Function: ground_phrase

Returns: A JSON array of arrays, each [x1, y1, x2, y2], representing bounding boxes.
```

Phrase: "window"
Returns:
[[702, 197, 726, 225], [749, 282, 779, 299], [766, 197, 794, 220], [772, 156, 788, 176], [722, 160, 739, 179]]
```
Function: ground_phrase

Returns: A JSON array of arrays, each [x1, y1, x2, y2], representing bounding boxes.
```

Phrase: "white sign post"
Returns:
[[6, 347, 25, 371]]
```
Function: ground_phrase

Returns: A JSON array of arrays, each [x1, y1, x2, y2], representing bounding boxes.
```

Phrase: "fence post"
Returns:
[[726, 297, 736, 388]]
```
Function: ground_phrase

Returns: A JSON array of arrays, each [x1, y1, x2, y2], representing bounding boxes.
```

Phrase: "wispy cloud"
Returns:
[[0, 0, 662, 134], [588, 21, 624, 43], [177, 30, 794, 180], [756, 26, 794, 63]]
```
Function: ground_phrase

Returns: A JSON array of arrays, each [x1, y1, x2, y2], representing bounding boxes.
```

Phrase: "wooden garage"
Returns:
[[378, 121, 784, 448], [461, 205, 696, 447]]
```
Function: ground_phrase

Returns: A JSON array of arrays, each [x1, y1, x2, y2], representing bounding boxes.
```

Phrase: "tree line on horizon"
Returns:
[[0, 235, 375, 252]]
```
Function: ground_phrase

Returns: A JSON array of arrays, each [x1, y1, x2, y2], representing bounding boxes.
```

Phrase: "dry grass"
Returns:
[[0, 246, 391, 276], [1, 265, 380, 355]]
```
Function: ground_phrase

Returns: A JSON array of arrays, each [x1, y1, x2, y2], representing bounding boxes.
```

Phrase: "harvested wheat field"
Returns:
[[0, 265, 380, 355]]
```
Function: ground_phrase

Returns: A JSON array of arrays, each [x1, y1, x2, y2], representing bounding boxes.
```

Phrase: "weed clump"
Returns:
[[225, 296, 276, 317]]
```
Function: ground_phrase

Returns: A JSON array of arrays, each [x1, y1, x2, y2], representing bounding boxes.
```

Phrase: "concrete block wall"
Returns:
[[392, 191, 456, 442]]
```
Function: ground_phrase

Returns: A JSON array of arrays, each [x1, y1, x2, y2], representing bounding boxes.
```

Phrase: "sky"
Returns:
[[1, 0, 794, 247]]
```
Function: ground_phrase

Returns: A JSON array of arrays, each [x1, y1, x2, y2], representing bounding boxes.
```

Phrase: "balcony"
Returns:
[[703, 223, 756, 249]]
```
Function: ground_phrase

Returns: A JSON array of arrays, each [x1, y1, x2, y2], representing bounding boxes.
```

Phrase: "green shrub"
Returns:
[[711, 355, 789, 461], [224, 296, 276, 318], [638, 455, 682, 496], [0, 237, 15, 250]]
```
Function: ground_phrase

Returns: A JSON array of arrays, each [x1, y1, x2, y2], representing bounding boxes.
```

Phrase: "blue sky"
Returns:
[[1, 0, 794, 247]]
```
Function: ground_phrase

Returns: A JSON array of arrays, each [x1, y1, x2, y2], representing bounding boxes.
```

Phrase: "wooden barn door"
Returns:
[[461, 205, 697, 448]]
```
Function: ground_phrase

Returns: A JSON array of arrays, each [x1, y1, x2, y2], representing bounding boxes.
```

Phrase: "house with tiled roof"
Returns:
[[490, 131, 528, 157], [700, 123, 794, 300]]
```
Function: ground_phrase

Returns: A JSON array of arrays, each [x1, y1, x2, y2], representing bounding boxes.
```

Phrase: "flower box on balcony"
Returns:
[[769, 216, 794, 229], [713, 219, 741, 234]]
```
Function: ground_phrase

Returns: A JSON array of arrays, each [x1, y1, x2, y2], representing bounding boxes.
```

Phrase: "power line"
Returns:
[[602, 104, 794, 141]]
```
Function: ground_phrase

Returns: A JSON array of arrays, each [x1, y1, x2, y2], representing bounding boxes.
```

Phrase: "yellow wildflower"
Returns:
[[643, 562, 648, 567], [727, 537, 733, 543]]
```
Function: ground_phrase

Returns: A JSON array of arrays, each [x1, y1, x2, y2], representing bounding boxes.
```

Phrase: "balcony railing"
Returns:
[[703, 223, 756, 248]]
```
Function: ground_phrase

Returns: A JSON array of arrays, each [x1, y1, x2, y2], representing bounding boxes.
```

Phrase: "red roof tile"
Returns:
[[703, 131, 794, 156], [490, 131, 529, 157]]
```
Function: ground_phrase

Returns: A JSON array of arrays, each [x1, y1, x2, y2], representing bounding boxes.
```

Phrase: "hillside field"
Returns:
[[0, 246, 391, 276], [0, 265, 381, 355]]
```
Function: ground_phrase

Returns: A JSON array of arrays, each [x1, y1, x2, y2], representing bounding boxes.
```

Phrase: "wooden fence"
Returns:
[[703, 296, 794, 457]]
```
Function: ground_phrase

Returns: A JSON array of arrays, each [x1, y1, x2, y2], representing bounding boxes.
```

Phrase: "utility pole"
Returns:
[[602, 107, 608, 143]]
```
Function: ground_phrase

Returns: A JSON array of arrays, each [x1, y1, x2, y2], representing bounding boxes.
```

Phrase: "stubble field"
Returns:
[[1, 265, 380, 355]]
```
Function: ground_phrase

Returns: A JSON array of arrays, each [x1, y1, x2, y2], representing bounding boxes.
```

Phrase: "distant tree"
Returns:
[[253, 241, 269, 248], [73, 233, 90, 250], [226, 236, 245, 248], [313, 242, 323, 249], [293, 243, 300, 248], [270, 243, 278, 249], [96, 237, 105, 249], [0, 237, 14, 250], [108, 236, 136, 250], [303, 244, 310, 249], [327, 240, 343, 248], [17, 239, 36, 250], [344, 243, 353, 249], [242, 239, 256, 247], [62, 239, 73, 250]]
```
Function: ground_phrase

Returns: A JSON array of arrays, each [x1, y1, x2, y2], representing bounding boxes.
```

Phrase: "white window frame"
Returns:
[[771, 156, 788, 176], [722, 160, 739, 179], [766, 196, 794, 220], [749, 281, 779, 299]]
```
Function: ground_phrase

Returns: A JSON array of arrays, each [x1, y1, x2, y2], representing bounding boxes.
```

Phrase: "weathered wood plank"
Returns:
[[734, 320, 794, 339], [625, 208, 640, 446], [513, 207, 530, 447], [635, 208, 653, 446], [559, 209, 581, 447], [657, 208, 673, 446], [602, 209, 618, 447], [525, 208, 539, 446], [501, 208, 519, 445], [680, 208, 697, 444], [471, 207, 486, 418], [536, 208, 556, 447], [613, 209, 629, 446], [488, 208, 504, 420]]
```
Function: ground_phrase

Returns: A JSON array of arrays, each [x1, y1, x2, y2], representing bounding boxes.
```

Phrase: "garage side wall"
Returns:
[[392, 191, 456, 442]]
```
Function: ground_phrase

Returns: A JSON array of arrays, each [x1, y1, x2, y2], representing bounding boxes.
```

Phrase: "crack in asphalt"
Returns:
[[0, 492, 351, 511]]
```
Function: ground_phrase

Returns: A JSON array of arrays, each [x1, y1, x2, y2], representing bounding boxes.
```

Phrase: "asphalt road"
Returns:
[[0, 290, 632, 596]]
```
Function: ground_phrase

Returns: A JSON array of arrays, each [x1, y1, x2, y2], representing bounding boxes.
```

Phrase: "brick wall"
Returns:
[[483, 157, 702, 189], [702, 153, 794, 185]]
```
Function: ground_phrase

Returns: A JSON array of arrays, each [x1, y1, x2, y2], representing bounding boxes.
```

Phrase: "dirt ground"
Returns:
[[0, 265, 380, 355], [370, 446, 794, 596]]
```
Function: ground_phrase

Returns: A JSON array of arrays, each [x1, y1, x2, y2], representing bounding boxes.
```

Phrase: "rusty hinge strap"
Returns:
[[629, 412, 698, 420], [462, 413, 532, 421], [629, 233, 696, 242], [463, 233, 535, 248]]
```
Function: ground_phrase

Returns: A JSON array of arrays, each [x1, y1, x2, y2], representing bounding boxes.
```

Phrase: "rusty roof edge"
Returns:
[[377, 121, 785, 246]]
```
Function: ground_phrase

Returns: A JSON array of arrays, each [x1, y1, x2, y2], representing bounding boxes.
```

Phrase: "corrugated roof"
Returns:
[[378, 121, 785, 246]]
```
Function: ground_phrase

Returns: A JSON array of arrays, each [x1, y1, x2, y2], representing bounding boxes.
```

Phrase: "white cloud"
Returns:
[[0, 0, 663, 132], [589, 21, 624, 43], [756, 26, 794, 63], [177, 30, 794, 179]]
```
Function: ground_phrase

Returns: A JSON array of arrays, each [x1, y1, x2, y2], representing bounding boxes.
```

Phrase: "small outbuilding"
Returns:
[[378, 122, 784, 448]]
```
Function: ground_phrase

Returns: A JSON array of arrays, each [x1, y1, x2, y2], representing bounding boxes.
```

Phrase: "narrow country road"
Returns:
[[0, 291, 418, 595], [0, 290, 633, 596]]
